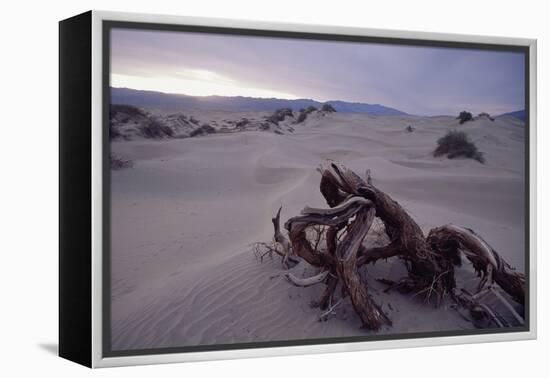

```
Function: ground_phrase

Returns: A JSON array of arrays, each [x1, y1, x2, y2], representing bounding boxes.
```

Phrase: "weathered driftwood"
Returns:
[[283, 270, 329, 287], [319, 162, 458, 302], [453, 286, 524, 328], [262, 162, 525, 330], [334, 207, 392, 328], [427, 224, 525, 305], [272, 206, 292, 268]]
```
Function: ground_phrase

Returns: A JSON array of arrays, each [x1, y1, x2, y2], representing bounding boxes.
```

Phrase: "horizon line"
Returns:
[[110, 86, 524, 117], [110, 86, 377, 106]]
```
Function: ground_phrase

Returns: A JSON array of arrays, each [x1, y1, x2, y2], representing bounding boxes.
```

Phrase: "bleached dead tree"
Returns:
[[260, 162, 525, 330]]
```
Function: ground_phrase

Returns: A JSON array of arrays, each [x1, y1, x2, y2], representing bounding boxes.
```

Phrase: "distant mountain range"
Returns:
[[499, 110, 525, 121], [111, 87, 408, 116]]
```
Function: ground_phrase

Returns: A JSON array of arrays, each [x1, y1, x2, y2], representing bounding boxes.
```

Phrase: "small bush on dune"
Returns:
[[321, 103, 337, 112], [306, 106, 317, 113], [296, 112, 308, 123], [110, 104, 174, 139], [267, 108, 294, 124], [478, 112, 495, 121], [259, 122, 271, 131], [457, 111, 473, 125], [140, 118, 174, 138], [236, 118, 250, 128], [189, 124, 216, 137], [110, 104, 146, 139], [296, 106, 318, 124], [280, 107, 294, 117], [434, 130, 484, 163]]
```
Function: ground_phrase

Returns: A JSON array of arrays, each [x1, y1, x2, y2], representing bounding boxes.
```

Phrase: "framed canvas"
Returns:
[[59, 10, 537, 368]]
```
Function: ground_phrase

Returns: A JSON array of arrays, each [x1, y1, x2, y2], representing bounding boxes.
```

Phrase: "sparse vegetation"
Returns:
[[140, 118, 174, 138], [321, 103, 337, 113], [110, 104, 175, 139], [406, 125, 415, 132], [110, 154, 134, 170], [457, 111, 474, 125], [478, 112, 495, 121], [296, 113, 307, 123], [110, 104, 146, 139], [190, 124, 216, 137], [267, 108, 294, 124], [236, 118, 250, 128], [434, 130, 485, 163], [296, 106, 318, 124]]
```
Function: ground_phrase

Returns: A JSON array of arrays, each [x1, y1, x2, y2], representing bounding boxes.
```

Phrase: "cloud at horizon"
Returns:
[[110, 28, 525, 116]]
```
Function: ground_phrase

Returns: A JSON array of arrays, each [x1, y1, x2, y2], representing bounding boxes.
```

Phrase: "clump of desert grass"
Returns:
[[433, 130, 485, 163], [321, 103, 337, 112], [296, 106, 318, 123], [457, 111, 473, 125], [267, 108, 294, 124], [189, 124, 216, 137], [478, 112, 495, 121], [235, 118, 250, 128], [110, 103, 174, 139], [139, 118, 174, 138]]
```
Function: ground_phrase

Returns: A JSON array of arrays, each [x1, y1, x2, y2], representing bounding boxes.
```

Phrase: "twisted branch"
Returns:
[[259, 162, 525, 330]]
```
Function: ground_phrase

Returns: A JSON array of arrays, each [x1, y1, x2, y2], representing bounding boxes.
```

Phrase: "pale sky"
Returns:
[[110, 28, 525, 116]]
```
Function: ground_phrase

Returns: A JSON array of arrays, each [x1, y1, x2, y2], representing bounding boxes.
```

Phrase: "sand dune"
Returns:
[[110, 112, 525, 351]]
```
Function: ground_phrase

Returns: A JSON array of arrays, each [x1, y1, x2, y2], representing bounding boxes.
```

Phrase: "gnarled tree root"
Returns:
[[427, 225, 525, 305], [262, 162, 525, 330]]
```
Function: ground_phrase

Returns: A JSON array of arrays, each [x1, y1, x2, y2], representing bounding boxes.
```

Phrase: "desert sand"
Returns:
[[110, 111, 525, 351]]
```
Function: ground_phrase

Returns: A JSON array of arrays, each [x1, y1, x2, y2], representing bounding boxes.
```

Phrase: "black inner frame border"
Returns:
[[102, 19, 531, 358]]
